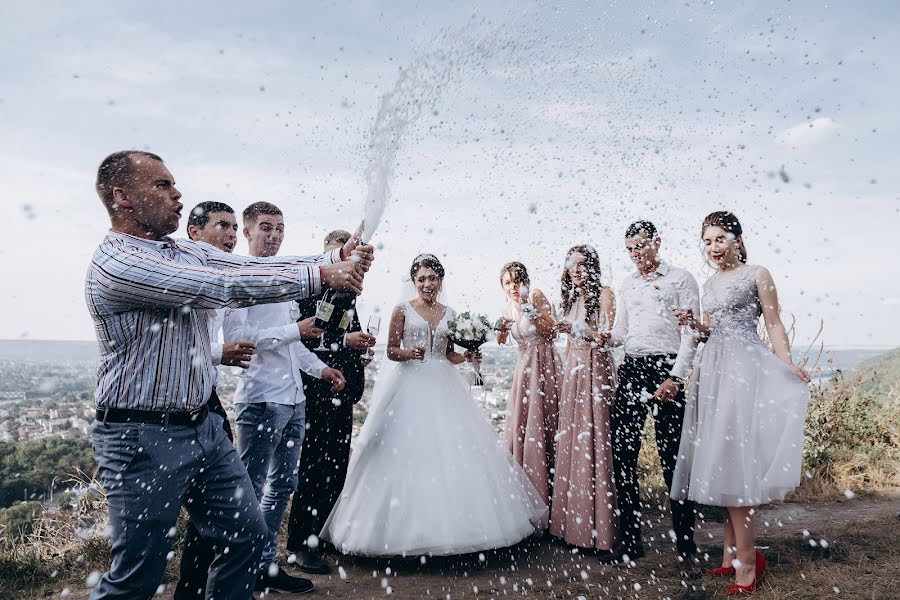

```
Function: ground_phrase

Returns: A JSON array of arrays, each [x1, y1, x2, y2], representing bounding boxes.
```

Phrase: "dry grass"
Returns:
[[792, 373, 900, 502], [747, 521, 900, 600], [0, 470, 111, 591], [15, 495, 900, 600]]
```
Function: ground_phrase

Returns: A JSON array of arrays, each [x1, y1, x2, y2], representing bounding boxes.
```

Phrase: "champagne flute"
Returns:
[[363, 315, 381, 358], [596, 320, 611, 346], [243, 321, 260, 344], [236, 321, 260, 376], [367, 315, 381, 337], [554, 304, 571, 336], [314, 301, 328, 351]]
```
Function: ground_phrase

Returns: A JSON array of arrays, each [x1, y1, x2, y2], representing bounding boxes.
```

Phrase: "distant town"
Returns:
[[0, 339, 887, 444], [0, 342, 526, 443]]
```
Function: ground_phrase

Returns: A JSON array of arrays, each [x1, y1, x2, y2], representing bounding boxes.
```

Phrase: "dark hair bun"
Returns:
[[410, 253, 445, 279]]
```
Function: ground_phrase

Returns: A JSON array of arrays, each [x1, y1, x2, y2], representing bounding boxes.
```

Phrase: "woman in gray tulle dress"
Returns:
[[671, 211, 811, 596]]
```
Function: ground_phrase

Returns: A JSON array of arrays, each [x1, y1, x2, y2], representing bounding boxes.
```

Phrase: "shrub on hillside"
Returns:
[[797, 373, 900, 498], [0, 437, 95, 508], [0, 502, 42, 546]]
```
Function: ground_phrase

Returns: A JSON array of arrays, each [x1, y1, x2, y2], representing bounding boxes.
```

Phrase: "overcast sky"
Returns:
[[1, 0, 898, 349]]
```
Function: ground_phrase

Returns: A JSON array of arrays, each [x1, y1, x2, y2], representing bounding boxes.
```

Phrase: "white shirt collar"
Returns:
[[632, 261, 671, 280], [108, 230, 178, 249]]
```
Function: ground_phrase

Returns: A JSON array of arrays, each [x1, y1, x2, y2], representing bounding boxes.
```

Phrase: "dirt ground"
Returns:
[[55, 491, 900, 600]]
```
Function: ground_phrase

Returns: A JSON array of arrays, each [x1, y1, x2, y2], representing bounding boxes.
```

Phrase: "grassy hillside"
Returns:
[[856, 346, 900, 397]]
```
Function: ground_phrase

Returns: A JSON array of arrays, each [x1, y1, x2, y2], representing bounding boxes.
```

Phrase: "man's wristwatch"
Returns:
[[670, 376, 685, 388]]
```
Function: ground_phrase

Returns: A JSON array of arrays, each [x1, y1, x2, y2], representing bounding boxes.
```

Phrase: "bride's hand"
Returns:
[[410, 346, 426, 361], [464, 350, 482, 363]]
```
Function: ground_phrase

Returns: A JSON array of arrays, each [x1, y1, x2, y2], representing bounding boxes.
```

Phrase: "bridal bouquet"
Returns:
[[447, 311, 495, 385]]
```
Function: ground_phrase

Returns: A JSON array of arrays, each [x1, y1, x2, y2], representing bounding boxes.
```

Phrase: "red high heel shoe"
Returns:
[[708, 565, 736, 577], [724, 551, 766, 596]]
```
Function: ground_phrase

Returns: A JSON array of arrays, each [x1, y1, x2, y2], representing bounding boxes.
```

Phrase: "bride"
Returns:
[[321, 253, 548, 556]]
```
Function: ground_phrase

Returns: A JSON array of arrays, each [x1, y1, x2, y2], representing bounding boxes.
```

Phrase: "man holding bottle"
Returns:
[[285, 229, 376, 574], [87, 152, 372, 600], [223, 202, 346, 595]]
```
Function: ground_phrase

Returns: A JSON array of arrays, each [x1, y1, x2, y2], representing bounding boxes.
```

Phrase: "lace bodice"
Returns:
[[400, 302, 456, 360], [703, 265, 763, 341]]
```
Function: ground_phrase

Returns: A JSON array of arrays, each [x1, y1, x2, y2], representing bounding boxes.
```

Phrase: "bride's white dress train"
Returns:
[[321, 302, 548, 556]]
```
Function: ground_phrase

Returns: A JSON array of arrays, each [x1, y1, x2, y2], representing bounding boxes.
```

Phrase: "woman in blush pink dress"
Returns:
[[550, 245, 618, 551], [496, 262, 562, 506]]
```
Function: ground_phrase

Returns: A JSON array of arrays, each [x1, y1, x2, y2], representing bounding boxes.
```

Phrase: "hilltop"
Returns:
[[855, 346, 900, 396]]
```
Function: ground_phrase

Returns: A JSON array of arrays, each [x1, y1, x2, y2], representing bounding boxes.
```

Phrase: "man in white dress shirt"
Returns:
[[603, 220, 702, 576], [224, 202, 346, 595], [175, 201, 255, 600], [186, 201, 255, 373]]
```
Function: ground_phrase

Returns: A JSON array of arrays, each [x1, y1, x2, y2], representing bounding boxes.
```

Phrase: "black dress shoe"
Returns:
[[597, 543, 645, 565], [678, 554, 705, 579], [255, 566, 314, 594], [289, 549, 331, 575]]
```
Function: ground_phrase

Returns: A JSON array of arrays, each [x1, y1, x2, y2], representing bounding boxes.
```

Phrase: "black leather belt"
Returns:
[[96, 404, 209, 427]]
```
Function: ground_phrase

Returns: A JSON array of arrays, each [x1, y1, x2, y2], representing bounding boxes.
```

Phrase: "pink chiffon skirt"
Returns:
[[550, 341, 618, 549], [504, 337, 562, 505]]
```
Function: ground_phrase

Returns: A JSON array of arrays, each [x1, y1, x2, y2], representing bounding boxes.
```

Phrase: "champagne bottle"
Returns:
[[314, 290, 357, 333]]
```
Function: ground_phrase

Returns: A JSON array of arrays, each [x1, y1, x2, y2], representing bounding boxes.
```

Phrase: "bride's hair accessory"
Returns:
[[410, 253, 445, 279]]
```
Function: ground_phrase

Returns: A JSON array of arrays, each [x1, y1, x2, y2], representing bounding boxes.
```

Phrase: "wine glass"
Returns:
[[367, 315, 381, 337], [236, 321, 260, 376], [314, 301, 328, 351], [554, 304, 566, 322], [554, 304, 571, 336], [242, 321, 260, 344]]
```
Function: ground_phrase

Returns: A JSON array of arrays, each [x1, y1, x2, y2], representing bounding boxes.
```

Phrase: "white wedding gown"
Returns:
[[321, 302, 548, 556]]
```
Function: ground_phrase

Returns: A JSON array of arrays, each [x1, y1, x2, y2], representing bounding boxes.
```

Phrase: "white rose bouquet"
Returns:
[[447, 311, 495, 385]]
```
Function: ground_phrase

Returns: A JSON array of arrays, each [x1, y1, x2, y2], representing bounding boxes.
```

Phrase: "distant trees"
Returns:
[[0, 501, 42, 544], [0, 438, 94, 508]]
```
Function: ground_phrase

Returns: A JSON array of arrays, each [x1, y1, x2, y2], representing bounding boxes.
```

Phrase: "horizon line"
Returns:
[[0, 338, 896, 351]]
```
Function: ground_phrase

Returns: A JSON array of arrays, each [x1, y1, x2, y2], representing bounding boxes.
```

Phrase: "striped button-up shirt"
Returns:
[[86, 231, 340, 411]]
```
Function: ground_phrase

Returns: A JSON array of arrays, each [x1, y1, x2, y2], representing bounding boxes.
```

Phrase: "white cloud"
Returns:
[[776, 117, 839, 147]]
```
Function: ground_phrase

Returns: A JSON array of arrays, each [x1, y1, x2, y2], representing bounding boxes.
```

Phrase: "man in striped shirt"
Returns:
[[85, 150, 373, 600]]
